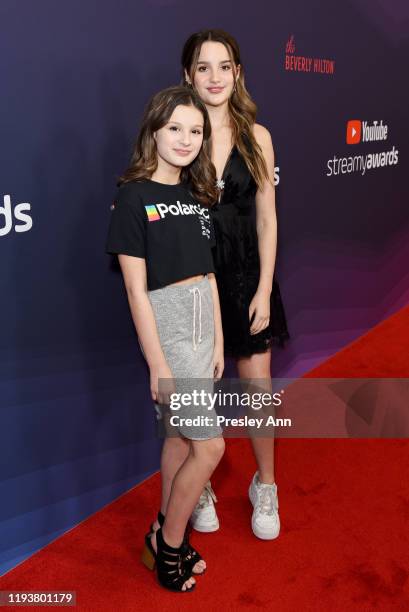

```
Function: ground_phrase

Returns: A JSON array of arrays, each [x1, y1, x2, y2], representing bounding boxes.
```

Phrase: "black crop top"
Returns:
[[106, 179, 216, 290]]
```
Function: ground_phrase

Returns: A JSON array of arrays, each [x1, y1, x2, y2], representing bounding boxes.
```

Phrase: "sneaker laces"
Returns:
[[196, 482, 218, 509], [258, 484, 278, 516]]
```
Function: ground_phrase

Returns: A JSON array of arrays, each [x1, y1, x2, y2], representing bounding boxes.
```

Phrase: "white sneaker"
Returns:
[[190, 481, 220, 532], [248, 472, 280, 540]]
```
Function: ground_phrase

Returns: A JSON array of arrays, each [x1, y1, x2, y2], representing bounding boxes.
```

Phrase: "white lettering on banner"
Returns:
[[326, 146, 399, 177], [0, 195, 33, 236], [326, 118, 398, 178], [362, 120, 388, 142], [154, 200, 210, 220]]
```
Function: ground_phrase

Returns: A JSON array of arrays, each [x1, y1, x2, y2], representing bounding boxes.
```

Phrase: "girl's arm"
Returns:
[[118, 254, 175, 403], [250, 123, 278, 335], [207, 272, 224, 380]]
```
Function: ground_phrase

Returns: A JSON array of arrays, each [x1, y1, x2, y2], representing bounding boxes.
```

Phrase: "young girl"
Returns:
[[106, 86, 225, 592], [180, 30, 290, 540]]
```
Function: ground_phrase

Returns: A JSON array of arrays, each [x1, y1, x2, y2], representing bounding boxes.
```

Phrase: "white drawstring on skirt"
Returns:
[[189, 286, 202, 351]]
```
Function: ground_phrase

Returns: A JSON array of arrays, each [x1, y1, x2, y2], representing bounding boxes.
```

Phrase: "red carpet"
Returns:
[[1, 306, 409, 610]]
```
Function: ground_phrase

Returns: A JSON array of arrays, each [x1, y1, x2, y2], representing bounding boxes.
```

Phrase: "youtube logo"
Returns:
[[346, 120, 361, 144], [346, 119, 388, 144]]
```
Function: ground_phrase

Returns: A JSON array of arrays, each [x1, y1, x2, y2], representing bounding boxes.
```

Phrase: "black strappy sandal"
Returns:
[[141, 527, 195, 592], [147, 511, 206, 575]]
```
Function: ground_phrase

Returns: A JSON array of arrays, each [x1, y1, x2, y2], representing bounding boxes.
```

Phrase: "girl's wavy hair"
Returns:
[[181, 29, 269, 189], [119, 86, 217, 206]]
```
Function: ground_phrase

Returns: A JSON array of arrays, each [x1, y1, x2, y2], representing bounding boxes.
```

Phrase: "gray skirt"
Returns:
[[144, 275, 222, 440]]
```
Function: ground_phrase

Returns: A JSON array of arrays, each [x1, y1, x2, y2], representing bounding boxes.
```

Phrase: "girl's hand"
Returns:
[[213, 341, 224, 381], [150, 362, 175, 405], [249, 290, 271, 335]]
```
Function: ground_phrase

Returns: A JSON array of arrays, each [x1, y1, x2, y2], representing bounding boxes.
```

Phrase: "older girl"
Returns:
[[181, 30, 290, 540]]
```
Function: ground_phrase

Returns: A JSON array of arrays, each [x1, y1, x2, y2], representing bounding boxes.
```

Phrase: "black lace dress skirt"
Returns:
[[210, 202, 290, 359]]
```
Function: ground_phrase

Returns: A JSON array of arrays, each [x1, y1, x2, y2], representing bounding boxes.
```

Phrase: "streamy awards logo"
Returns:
[[326, 119, 398, 177]]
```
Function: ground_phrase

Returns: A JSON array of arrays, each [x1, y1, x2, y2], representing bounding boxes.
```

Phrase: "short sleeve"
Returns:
[[105, 184, 146, 258]]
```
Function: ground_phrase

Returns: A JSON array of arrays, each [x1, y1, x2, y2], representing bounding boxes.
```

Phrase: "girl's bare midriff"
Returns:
[[169, 274, 205, 287]]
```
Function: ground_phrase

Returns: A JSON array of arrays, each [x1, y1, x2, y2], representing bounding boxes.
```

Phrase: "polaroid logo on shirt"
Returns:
[[145, 205, 161, 221], [145, 201, 209, 222]]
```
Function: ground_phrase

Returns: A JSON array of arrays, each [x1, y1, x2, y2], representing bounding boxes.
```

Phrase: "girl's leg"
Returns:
[[236, 349, 280, 539], [151, 434, 207, 574], [152, 436, 225, 548], [151, 436, 190, 530], [236, 349, 275, 483]]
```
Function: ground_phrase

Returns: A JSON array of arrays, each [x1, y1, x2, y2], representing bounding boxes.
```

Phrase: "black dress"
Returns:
[[210, 143, 290, 358]]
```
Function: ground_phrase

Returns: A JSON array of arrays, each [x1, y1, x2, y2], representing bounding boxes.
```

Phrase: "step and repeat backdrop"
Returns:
[[1, 0, 408, 574]]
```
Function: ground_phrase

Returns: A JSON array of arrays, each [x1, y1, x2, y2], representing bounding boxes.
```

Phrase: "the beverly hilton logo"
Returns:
[[284, 35, 335, 75], [286, 36, 296, 54]]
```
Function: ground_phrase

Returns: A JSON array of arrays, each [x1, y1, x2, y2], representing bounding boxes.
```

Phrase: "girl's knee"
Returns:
[[193, 436, 225, 464], [212, 437, 225, 459]]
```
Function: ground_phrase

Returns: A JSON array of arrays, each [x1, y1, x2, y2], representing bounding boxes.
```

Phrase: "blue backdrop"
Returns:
[[1, 0, 408, 575]]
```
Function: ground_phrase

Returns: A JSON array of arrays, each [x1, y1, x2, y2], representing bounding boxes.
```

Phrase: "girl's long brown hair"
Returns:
[[119, 86, 217, 206], [181, 29, 270, 189]]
